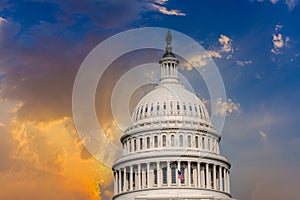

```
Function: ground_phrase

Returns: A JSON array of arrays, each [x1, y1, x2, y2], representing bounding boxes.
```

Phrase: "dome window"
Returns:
[[163, 102, 166, 110], [154, 136, 158, 148], [140, 138, 143, 150], [179, 135, 183, 147], [171, 135, 175, 147], [187, 135, 191, 147], [147, 137, 150, 149], [162, 135, 166, 147], [195, 136, 199, 148]]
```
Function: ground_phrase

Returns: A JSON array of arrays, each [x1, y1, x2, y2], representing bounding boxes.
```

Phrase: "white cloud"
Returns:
[[236, 60, 252, 66], [0, 17, 5, 23], [150, 3, 186, 16], [257, 0, 298, 11], [219, 35, 233, 53], [154, 0, 168, 5], [207, 50, 222, 58], [285, 0, 298, 11], [270, 0, 280, 4], [213, 98, 240, 117], [259, 130, 268, 141], [271, 24, 290, 55]]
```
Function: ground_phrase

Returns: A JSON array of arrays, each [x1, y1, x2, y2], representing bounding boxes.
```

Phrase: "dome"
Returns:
[[132, 83, 210, 123]]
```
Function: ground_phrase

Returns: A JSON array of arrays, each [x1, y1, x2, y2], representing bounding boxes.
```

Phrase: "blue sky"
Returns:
[[0, 0, 299, 200]]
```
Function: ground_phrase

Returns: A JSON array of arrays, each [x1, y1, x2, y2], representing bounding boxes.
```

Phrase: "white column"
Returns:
[[178, 161, 181, 187], [142, 166, 146, 189], [138, 164, 141, 190], [147, 163, 150, 188], [130, 166, 133, 191], [200, 164, 205, 188], [213, 164, 216, 190], [123, 168, 127, 191], [188, 161, 191, 187], [114, 171, 117, 194], [205, 163, 210, 189], [218, 166, 222, 191], [118, 170, 122, 193], [167, 161, 171, 187], [227, 170, 231, 193], [223, 167, 226, 192], [197, 162, 200, 188], [157, 162, 160, 187]]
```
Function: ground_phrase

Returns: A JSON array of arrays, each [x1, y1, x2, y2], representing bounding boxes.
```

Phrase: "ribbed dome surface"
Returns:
[[132, 83, 210, 123]]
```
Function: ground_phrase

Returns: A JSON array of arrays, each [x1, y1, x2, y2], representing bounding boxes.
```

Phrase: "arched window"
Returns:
[[157, 103, 160, 111], [171, 135, 175, 147], [187, 135, 191, 147], [134, 139, 137, 151], [195, 136, 199, 148], [140, 138, 143, 150], [129, 141, 132, 152], [208, 138, 210, 150], [147, 137, 150, 149], [154, 136, 158, 148], [202, 137, 205, 149], [145, 104, 148, 116], [163, 102, 166, 110], [177, 102, 180, 110], [179, 135, 183, 147], [162, 135, 166, 147]]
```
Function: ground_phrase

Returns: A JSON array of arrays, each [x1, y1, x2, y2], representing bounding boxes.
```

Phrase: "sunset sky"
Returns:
[[0, 0, 300, 200]]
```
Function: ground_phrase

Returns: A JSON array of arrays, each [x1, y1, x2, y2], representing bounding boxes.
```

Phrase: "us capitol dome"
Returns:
[[112, 30, 236, 200]]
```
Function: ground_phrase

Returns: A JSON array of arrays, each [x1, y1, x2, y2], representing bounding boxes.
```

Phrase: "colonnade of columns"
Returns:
[[113, 161, 230, 195]]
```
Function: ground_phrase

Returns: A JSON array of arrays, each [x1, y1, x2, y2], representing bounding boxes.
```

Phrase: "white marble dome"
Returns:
[[132, 83, 210, 123]]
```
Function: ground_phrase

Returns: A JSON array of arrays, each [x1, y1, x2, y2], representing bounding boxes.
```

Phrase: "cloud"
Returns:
[[213, 98, 240, 117], [259, 130, 268, 141], [236, 60, 252, 66], [271, 24, 290, 55], [219, 34, 233, 53], [150, 3, 186, 16], [285, 0, 298, 11], [155, 0, 169, 5], [0, 17, 5, 23], [207, 50, 222, 58]]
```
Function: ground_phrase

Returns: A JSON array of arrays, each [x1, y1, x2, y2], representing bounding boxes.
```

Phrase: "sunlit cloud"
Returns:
[[271, 24, 290, 55], [154, 0, 168, 5], [213, 98, 240, 117], [259, 130, 268, 141], [257, 0, 298, 11], [150, 3, 186, 16], [219, 34, 233, 53], [0, 17, 5, 23], [236, 60, 252, 66]]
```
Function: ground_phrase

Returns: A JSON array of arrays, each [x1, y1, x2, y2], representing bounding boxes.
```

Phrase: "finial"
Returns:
[[166, 30, 172, 53], [166, 30, 172, 46]]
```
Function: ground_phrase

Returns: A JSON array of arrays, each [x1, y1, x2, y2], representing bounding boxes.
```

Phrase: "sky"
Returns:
[[0, 0, 300, 200]]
